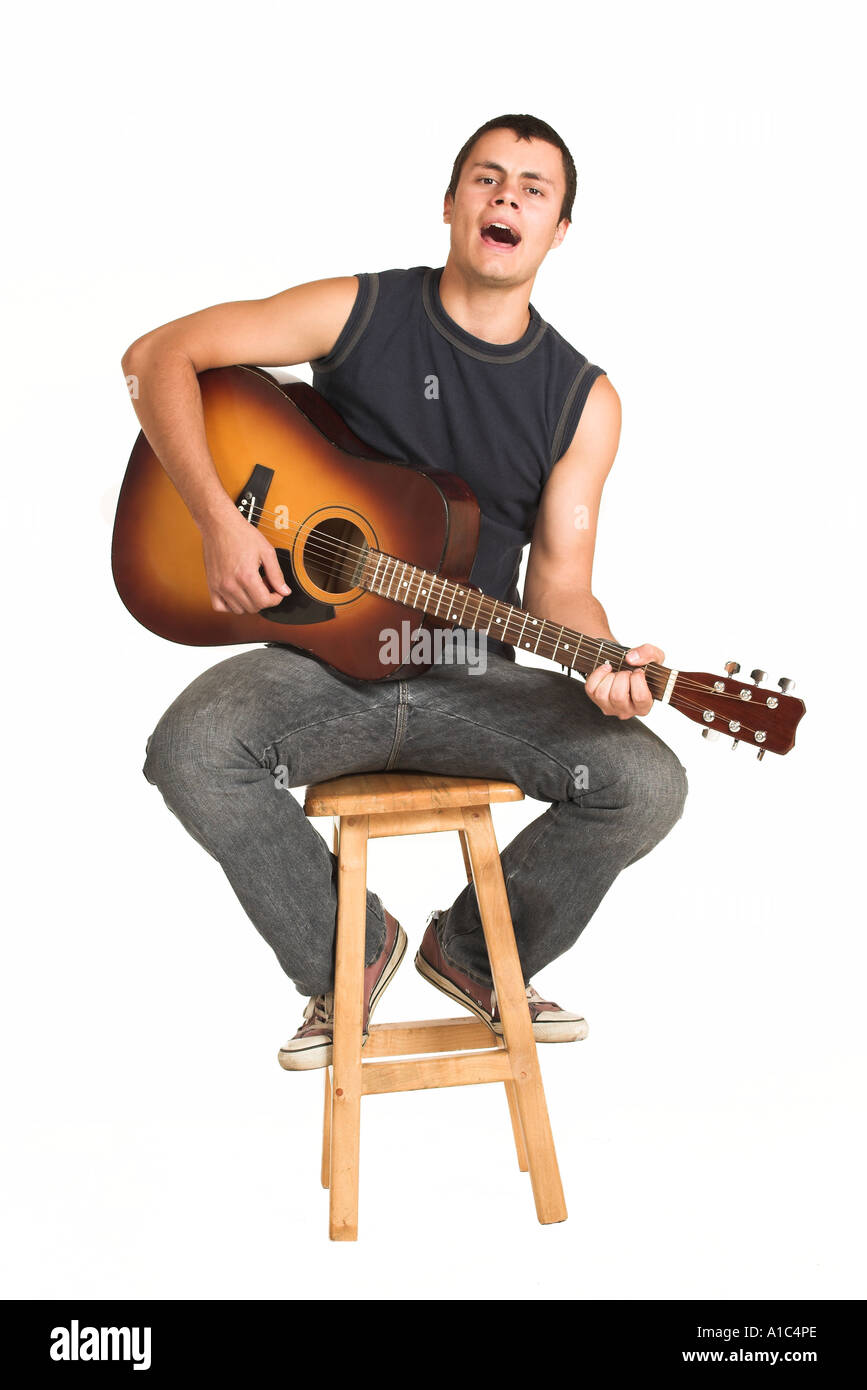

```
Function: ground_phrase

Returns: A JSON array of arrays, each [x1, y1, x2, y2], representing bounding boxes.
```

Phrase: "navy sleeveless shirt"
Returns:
[[310, 266, 606, 661]]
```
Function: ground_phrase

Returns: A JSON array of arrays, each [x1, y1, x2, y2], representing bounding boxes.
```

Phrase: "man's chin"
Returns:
[[458, 241, 517, 274], [470, 257, 532, 290]]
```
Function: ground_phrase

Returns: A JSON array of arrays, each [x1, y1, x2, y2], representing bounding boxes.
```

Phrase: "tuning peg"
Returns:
[[750, 669, 767, 685], [777, 677, 796, 693], [724, 661, 740, 677], [702, 728, 720, 742], [731, 738, 740, 750], [757, 748, 766, 761]]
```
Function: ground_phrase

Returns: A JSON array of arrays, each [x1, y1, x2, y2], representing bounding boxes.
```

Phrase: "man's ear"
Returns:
[[443, 190, 453, 225], [551, 217, 570, 249]]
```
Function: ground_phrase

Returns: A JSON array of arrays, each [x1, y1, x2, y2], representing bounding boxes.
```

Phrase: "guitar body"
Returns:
[[114, 363, 807, 754], [112, 365, 480, 679]]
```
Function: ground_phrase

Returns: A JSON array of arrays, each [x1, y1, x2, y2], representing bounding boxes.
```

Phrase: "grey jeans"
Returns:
[[143, 643, 688, 997]]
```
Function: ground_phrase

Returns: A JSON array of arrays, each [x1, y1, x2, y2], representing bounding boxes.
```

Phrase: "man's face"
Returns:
[[444, 129, 569, 287]]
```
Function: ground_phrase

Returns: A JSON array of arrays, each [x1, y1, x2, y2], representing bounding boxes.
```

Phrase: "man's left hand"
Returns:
[[584, 643, 664, 719]]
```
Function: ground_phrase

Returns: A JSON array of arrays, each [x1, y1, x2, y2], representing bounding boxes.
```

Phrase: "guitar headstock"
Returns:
[[670, 662, 806, 757]]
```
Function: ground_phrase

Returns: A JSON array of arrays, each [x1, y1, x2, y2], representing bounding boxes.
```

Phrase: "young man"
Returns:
[[122, 114, 688, 1070]]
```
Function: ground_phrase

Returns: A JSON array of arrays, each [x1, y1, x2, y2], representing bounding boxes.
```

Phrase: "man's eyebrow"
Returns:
[[470, 160, 555, 186]]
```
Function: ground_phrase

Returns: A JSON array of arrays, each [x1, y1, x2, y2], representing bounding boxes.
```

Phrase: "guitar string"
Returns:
[[667, 692, 769, 742], [221, 506, 781, 704], [235, 518, 777, 703], [238, 521, 775, 705], [237, 504, 655, 666]]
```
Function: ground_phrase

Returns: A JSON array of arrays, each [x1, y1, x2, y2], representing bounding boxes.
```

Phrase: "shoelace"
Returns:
[[490, 983, 544, 1019], [302, 991, 334, 1027]]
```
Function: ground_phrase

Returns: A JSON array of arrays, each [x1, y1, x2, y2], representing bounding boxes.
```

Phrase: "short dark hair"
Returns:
[[447, 114, 577, 224]]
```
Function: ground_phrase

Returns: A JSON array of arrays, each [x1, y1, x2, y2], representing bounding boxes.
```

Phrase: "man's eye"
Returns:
[[526, 186, 543, 196], [478, 176, 496, 185]]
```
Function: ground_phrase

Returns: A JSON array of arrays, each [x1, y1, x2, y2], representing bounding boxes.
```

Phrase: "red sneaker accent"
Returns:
[[414, 912, 588, 1043], [278, 910, 407, 1071]]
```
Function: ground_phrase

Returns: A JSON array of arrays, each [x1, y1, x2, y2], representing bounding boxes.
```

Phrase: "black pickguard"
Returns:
[[234, 464, 336, 627]]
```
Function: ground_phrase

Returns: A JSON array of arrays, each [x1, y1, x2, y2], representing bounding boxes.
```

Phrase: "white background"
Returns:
[[2, 0, 864, 1300]]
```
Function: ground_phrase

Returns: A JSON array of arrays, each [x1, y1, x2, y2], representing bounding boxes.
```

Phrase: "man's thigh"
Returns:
[[144, 643, 404, 790], [398, 650, 688, 807]]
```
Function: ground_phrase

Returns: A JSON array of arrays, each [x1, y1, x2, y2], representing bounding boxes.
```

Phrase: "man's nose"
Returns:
[[494, 191, 520, 210]]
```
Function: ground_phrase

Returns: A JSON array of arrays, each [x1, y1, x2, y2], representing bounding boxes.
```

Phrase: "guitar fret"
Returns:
[[365, 559, 658, 707], [415, 567, 430, 610], [410, 566, 426, 609], [434, 576, 446, 617]]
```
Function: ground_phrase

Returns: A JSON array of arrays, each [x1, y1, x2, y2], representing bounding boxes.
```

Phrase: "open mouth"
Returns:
[[480, 221, 521, 249]]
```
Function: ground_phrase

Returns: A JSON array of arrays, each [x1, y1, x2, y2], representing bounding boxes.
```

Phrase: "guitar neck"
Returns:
[[361, 550, 678, 703]]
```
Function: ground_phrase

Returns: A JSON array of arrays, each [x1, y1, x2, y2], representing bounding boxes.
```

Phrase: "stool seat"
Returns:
[[294, 770, 567, 1239], [304, 771, 525, 817]]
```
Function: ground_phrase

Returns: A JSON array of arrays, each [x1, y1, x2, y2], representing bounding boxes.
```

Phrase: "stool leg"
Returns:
[[498, 1041, 530, 1173], [458, 827, 474, 883], [320, 818, 339, 1192], [462, 830, 528, 1173], [321, 1068, 332, 1189], [329, 813, 369, 1241], [461, 806, 567, 1225]]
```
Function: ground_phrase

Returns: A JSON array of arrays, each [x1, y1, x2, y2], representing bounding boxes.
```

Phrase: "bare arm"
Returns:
[[120, 276, 359, 613], [523, 375, 663, 718]]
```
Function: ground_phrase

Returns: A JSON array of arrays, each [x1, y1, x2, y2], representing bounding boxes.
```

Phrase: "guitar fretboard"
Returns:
[[361, 550, 678, 701]]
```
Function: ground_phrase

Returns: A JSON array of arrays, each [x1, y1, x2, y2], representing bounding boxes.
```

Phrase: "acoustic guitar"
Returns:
[[112, 364, 806, 758]]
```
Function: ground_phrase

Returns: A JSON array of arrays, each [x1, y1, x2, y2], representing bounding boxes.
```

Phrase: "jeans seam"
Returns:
[[384, 682, 410, 770], [412, 705, 597, 798], [258, 704, 393, 767]]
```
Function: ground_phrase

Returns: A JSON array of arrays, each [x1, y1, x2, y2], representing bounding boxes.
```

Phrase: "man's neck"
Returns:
[[438, 259, 535, 345]]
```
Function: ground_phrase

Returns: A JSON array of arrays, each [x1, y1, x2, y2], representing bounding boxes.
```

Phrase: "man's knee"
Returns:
[[583, 726, 688, 835], [142, 696, 212, 798], [627, 733, 688, 835]]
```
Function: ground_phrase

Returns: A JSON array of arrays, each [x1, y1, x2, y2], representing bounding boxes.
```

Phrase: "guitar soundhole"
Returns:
[[302, 517, 366, 594]]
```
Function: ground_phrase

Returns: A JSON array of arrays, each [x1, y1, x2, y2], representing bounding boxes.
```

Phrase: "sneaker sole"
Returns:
[[414, 947, 588, 1043], [278, 922, 408, 1072]]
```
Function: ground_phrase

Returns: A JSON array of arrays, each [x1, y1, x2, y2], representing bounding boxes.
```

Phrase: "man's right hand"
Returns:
[[200, 508, 291, 614]]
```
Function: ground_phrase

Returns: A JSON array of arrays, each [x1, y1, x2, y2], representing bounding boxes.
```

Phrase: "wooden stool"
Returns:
[[301, 771, 567, 1241]]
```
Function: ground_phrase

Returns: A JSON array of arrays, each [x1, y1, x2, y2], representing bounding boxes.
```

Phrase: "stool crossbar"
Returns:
[[300, 772, 567, 1240]]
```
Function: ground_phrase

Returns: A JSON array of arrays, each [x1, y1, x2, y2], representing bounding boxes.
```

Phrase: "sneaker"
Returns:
[[278, 909, 407, 1071], [414, 911, 588, 1043]]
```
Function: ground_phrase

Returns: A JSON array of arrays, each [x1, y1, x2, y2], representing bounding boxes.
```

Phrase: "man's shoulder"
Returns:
[[358, 264, 432, 287], [344, 264, 433, 317]]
